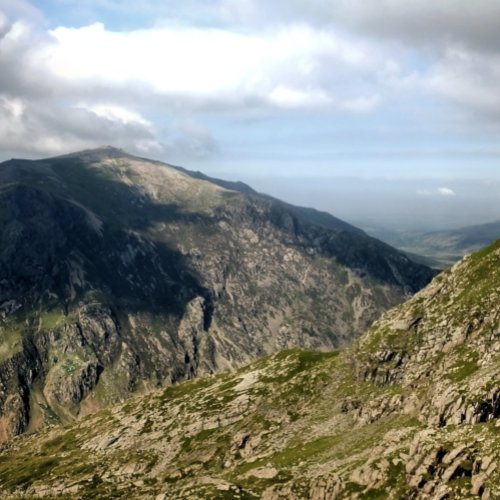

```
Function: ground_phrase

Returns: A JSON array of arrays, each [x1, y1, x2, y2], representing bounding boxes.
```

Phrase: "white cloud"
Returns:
[[2, 0, 500, 163], [212, 0, 500, 124], [268, 86, 333, 109], [0, 96, 164, 157], [416, 187, 456, 197], [438, 187, 455, 196], [40, 22, 386, 111], [323, 1, 500, 122], [0, 5, 400, 159], [79, 103, 153, 128], [330, 0, 500, 53], [423, 47, 500, 120]]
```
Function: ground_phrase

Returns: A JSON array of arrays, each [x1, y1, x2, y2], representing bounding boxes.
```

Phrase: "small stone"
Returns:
[[246, 467, 279, 479], [471, 474, 486, 496]]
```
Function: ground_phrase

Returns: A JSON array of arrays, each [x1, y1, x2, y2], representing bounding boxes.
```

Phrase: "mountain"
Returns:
[[172, 165, 364, 235], [0, 238, 497, 499], [366, 220, 500, 268], [0, 146, 433, 440]]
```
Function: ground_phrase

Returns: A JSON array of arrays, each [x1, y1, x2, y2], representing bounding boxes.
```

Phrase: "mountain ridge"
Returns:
[[0, 147, 434, 441], [170, 163, 365, 235]]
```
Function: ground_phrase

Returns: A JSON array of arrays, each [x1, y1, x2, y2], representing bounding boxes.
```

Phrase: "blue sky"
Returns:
[[1, 0, 500, 229]]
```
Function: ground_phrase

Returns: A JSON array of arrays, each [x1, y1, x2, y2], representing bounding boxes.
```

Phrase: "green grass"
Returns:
[[39, 310, 65, 330], [448, 357, 480, 382], [258, 349, 340, 384], [0, 455, 61, 489], [0, 323, 23, 362], [155, 373, 219, 403], [271, 434, 344, 467]]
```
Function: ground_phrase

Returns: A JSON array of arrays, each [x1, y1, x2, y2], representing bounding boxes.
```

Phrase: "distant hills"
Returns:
[[0, 146, 433, 440], [365, 220, 500, 268]]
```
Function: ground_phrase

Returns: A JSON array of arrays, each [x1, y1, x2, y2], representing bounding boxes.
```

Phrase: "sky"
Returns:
[[1, 0, 500, 230]]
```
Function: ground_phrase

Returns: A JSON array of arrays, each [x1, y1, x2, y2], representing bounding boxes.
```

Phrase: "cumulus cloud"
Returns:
[[438, 187, 455, 196], [79, 104, 153, 128], [42, 22, 386, 111], [417, 187, 456, 197], [212, 0, 500, 122], [1, 0, 500, 161], [0, 96, 165, 156], [325, 1, 500, 51], [423, 47, 500, 121], [0, 2, 400, 158], [212, 0, 500, 54], [0, 8, 218, 157], [326, 1, 500, 122]]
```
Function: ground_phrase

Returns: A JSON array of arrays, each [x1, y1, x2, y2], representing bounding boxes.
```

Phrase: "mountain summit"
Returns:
[[0, 148, 433, 439]]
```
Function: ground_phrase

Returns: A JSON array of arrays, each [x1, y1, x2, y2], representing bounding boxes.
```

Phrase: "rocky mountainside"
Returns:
[[0, 146, 433, 440], [0, 238, 497, 499]]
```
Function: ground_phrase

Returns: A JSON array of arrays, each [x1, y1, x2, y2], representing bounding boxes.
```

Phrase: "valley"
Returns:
[[363, 221, 500, 269]]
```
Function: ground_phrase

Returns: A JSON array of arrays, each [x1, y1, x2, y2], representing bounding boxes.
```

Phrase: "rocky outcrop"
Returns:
[[406, 430, 498, 499], [0, 336, 43, 439], [45, 360, 102, 406]]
